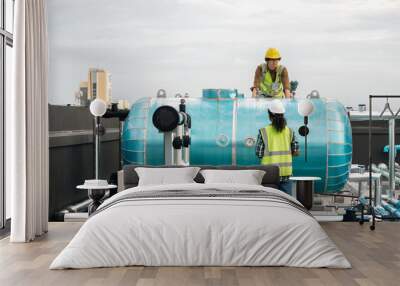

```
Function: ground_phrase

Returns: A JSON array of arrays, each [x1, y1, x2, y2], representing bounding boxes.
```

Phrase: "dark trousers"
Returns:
[[279, 180, 293, 195]]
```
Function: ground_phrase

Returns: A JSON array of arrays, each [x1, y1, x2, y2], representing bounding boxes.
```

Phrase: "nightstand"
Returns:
[[289, 176, 321, 210], [77, 181, 117, 215]]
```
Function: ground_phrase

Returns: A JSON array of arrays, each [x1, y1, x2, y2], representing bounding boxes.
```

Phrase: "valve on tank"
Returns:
[[152, 99, 191, 165]]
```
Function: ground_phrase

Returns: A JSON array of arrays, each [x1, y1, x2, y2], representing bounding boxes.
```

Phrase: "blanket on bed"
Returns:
[[50, 183, 351, 269]]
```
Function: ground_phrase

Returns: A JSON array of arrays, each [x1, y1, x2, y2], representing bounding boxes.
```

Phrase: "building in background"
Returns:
[[88, 68, 112, 106], [74, 81, 89, 106], [80, 81, 88, 100], [117, 99, 130, 110], [73, 68, 130, 109]]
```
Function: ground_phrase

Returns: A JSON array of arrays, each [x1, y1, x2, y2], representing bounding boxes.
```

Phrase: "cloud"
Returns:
[[47, 0, 400, 110]]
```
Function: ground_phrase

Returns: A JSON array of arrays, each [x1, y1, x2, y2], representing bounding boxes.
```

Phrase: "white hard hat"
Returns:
[[268, 99, 285, 114]]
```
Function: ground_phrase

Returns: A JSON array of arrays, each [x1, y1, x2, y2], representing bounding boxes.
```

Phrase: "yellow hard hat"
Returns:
[[265, 48, 281, 60]]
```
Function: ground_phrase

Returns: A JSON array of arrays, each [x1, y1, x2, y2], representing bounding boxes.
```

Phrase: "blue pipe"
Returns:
[[381, 201, 400, 218], [383, 145, 400, 153], [388, 198, 400, 209], [374, 205, 390, 217]]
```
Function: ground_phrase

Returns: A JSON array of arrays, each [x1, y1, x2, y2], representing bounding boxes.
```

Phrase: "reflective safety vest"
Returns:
[[260, 125, 293, 177], [259, 64, 285, 98]]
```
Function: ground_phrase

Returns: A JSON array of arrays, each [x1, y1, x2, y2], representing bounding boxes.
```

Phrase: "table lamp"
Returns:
[[76, 99, 118, 215], [298, 99, 314, 162]]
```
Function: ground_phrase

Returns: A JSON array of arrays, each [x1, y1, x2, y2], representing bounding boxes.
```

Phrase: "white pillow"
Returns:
[[200, 169, 266, 185], [135, 167, 200, 186]]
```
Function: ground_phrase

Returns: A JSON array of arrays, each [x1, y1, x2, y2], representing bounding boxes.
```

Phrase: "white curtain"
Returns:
[[7, 0, 49, 242]]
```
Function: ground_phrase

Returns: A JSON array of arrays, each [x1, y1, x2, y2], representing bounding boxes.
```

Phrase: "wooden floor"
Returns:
[[0, 222, 399, 286]]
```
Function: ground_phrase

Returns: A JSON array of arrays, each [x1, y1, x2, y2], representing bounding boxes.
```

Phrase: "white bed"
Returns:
[[50, 183, 351, 269]]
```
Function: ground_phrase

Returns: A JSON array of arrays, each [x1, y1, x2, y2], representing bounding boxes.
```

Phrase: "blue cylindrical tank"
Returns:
[[122, 89, 352, 193]]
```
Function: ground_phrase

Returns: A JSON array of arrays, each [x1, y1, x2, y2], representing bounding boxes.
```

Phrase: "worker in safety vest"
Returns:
[[251, 48, 291, 98], [255, 100, 299, 194]]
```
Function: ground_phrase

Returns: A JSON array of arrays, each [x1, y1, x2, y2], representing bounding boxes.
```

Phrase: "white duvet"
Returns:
[[50, 183, 351, 269]]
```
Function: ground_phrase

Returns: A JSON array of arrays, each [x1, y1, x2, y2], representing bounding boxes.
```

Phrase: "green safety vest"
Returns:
[[260, 125, 293, 177], [259, 64, 285, 98]]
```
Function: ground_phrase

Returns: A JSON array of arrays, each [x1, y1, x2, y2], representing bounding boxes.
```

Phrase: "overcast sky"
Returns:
[[47, 0, 400, 109]]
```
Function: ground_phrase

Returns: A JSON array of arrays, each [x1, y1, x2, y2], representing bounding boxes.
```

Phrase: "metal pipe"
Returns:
[[369, 95, 372, 210], [381, 201, 400, 218], [374, 205, 390, 217], [164, 132, 174, 165], [371, 164, 400, 184], [304, 116, 309, 162], [305, 130, 308, 162], [375, 174, 382, 207], [318, 193, 359, 198], [180, 112, 190, 166], [66, 199, 91, 212], [174, 125, 183, 165], [369, 95, 374, 230], [119, 121, 123, 169], [388, 198, 400, 208], [379, 163, 400, 178], [388, 118, 396, 199], [183, 127, 190, 165], [95, 116, 100, 179]]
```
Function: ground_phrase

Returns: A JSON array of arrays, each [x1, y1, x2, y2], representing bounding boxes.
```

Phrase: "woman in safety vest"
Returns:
[[251, 48, 291, 98], [255, 100, 299, 194]]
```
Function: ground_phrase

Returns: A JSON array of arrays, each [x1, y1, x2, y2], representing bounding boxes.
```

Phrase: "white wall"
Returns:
[[47, 0, 400, 110]]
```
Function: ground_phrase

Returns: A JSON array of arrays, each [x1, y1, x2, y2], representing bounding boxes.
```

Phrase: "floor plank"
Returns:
[[0, 222, 399, 286]]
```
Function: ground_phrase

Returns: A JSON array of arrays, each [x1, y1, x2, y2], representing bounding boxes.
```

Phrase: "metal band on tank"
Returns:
[[327, 172, 350, 179], [324, 99, 329, 193], [232, 99, 238, 165], [328, 151, 352, 156], [143, 98, 151, 164], [325, 100, 352, 192]]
